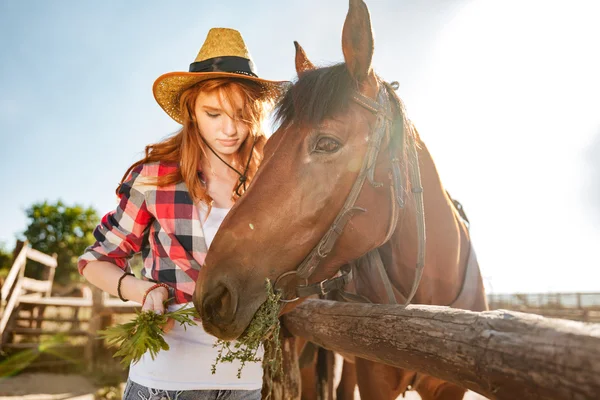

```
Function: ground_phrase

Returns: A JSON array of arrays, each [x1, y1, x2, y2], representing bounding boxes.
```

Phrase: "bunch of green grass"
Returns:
[[100, 279, 283, 382], [99, 303, 197, 367], [211, 279, 283, 379]]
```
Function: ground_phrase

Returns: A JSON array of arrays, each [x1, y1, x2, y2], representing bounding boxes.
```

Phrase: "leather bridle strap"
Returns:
[[294, 88, 395, 280], [276, 83, 426, 307], [404, 129, 426, 305], [296, 264, 354, 298]]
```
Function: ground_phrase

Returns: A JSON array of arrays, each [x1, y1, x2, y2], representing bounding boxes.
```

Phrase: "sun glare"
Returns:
[[419, 0, 600, 292]]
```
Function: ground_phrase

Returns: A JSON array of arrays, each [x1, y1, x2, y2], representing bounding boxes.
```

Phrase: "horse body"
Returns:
[[339, 134, 488, 399], [194, 1, 487, 398]]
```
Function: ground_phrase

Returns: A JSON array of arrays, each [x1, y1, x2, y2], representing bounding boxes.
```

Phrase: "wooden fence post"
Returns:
[[262, 334, 301, 400], [85, 285, 111, 372]]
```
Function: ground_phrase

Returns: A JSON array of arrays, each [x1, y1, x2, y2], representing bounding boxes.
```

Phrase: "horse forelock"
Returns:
[[274, 63, 413, 153], [274, 63, 355, 129]]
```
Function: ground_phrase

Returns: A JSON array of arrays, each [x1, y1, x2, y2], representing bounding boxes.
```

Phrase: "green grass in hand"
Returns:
[[99, 304, 198, 367]]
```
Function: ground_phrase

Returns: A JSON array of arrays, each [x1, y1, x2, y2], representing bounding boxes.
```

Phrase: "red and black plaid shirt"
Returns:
[[78, 162, 209, 304]]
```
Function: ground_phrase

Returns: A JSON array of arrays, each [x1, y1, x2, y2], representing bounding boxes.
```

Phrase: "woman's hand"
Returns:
[[81, 262, 176, 333], [141, 284, 175, 333]]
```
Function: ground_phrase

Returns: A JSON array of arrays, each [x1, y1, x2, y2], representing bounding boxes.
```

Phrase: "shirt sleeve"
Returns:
[[78, 165, 154, 273]]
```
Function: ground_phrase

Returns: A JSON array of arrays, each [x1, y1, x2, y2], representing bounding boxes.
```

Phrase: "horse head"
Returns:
[[194, 0, 417, 340]]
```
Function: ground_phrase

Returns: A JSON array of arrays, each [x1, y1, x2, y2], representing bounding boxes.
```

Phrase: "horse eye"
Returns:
[[315, 137, 341, 153]]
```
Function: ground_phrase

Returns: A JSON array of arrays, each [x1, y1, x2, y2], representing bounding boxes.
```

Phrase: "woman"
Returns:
[[78, 28, 287, 400]]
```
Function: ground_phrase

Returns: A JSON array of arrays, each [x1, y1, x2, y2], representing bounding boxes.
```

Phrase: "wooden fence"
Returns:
[[488, 292, 600, 322], [282, 299, 600, 400], [0, 242, 137, 370], [2, 246, 599, 398]]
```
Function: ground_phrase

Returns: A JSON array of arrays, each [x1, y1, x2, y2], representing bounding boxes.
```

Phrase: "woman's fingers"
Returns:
[[140, 286, 173, 333], [161, 318, 175, 333], [151, 293, 165, 314], [141, 293, 166, 315], [141, 293, 173, 332], [141, 296, 154, 312], [141, 286, 169, 313]]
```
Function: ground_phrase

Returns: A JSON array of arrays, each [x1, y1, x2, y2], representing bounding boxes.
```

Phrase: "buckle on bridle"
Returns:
[[274, 270, 307, 303], [319, 279, 329, 296]]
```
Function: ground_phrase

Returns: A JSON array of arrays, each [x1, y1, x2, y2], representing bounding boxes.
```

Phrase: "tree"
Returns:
[[0, 242, 14, 282], [23, 200, 99, 285]]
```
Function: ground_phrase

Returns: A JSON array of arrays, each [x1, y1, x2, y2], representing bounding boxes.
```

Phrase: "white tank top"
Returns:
[[128, 206, 264, 390]]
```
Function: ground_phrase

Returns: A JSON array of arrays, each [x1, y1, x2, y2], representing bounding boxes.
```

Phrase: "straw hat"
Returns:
[[153, 28, 289, 124]]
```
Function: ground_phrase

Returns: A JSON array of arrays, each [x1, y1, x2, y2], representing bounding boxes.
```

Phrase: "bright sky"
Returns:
[[1, 0, 599, 294]]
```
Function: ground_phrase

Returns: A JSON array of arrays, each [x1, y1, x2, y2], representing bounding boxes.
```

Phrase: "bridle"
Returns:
[[274, 82, 426, 307]]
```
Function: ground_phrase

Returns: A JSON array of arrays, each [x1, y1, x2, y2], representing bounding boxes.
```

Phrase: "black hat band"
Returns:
[[189, 56, 258, 77]]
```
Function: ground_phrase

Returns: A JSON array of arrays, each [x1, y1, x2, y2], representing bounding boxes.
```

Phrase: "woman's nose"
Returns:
[[222, 116, 237, 136]]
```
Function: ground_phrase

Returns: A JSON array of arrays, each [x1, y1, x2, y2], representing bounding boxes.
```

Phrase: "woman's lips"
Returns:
[[217, 139, 238, 147]]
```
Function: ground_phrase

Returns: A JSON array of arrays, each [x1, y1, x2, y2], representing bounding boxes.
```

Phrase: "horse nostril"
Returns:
[[202, 283, 237, 324]]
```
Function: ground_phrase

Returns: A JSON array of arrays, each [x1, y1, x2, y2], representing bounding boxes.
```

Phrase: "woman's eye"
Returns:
[[314, 137, 341, 153], [206, 112, 220, 118]]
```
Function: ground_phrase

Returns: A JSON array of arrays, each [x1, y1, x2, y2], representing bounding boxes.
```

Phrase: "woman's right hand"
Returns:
[[81, 262, 176, 333], [141, 284, 175, 333]]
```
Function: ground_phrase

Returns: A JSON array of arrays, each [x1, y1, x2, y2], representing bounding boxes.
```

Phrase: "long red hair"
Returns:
[[118, 78, 271, 209]]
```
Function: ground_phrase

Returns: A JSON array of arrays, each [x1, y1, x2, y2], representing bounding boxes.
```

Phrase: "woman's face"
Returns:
[[194, 87, 250, 158]]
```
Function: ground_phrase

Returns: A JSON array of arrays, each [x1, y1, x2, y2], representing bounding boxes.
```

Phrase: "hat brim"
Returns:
[[153, 71, 289, 124]]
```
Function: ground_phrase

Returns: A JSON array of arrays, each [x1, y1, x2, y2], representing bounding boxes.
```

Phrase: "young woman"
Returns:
[[78, 28, 287, 400]]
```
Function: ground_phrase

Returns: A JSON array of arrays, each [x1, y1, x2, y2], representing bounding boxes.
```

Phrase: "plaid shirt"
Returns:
[[78, 161, 209, 304]]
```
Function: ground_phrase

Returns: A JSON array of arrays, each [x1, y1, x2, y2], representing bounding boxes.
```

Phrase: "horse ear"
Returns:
[[342, 0, 374, 83], [294, 41, 316, 76]]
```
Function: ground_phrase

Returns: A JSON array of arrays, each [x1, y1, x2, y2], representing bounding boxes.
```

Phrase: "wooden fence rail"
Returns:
[[488, 292, 600, 323], [0, 243, 137, 356], [283, 299, 600, 400], [0, 244, 58, 342]]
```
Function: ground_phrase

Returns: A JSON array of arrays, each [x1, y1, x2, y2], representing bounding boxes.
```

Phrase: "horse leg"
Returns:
[[295, 335, 336, 400], [316, 347, 335, 400], [299, 364, 319, 400], [415, 376, 467, 400], [336, 359, 357, 400], [296, 337, 319, 400], [354, 358, 412, 400], [298, 350, 335, 399]]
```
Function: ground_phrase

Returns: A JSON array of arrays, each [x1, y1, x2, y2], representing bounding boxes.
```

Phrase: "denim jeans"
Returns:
[[122, 379, 262, 400]]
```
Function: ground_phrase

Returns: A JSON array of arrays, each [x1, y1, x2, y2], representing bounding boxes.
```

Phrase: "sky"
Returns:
[[1, 0, 599, 294]]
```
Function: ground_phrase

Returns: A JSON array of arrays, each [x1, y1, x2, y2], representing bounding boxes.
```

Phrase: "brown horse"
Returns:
[[194, 0, 488, 398]]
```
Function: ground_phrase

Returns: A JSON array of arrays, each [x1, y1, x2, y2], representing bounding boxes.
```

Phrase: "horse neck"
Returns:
[[386, 132, 471, 306]]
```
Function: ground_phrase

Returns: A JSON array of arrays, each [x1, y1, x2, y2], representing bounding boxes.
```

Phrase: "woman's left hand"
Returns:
[[161, 318, 175, 333], [140, 283, 175, 333]]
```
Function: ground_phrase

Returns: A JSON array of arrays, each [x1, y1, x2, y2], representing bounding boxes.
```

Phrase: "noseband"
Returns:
[[274, 83, 426, 306]]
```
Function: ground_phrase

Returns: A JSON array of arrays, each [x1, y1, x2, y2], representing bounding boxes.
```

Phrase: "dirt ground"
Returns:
[[0, 372, 487, 399], [0, 372, 119, 399]]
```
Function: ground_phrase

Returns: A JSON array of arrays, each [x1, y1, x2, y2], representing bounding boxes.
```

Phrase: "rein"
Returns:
[[274, 83, 426, 306]]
